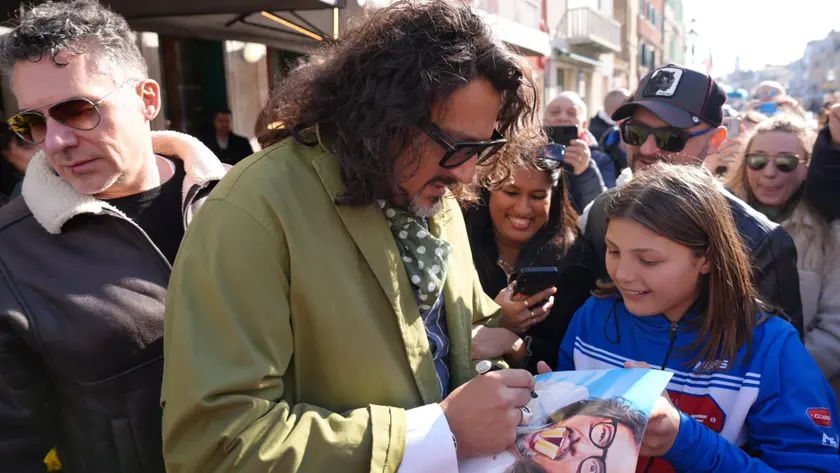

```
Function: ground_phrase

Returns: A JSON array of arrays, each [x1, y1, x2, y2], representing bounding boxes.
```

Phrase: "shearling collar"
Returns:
[[21, 130, 226, 235]]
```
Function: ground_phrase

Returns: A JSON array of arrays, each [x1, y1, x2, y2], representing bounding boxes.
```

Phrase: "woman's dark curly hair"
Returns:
[[256, 0, 544, 206], [464, 155, 579, 289]]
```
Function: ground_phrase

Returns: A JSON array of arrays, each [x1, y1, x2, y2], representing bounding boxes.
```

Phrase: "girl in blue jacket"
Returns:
[[555, 163, 840, 472]]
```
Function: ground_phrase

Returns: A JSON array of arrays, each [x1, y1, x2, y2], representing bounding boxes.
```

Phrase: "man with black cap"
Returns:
[[580, 64, 803, 335]]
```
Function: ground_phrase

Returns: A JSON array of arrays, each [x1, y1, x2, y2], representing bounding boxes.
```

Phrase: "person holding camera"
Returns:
[[544, 92, 608, 211]]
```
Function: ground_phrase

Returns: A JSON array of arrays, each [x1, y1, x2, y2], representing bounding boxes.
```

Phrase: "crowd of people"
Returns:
[[1, 1, 839, 473]]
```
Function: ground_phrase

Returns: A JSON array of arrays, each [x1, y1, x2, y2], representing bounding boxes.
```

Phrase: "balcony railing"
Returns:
[[557, 6, 621, 55]]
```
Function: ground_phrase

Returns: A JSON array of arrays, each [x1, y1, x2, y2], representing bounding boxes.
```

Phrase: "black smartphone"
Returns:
[[513, 267, 558, 299], [546, 125, 579, 146]]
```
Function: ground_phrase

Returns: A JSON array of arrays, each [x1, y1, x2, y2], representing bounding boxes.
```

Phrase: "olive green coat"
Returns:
[[161, 135, 500, 473]]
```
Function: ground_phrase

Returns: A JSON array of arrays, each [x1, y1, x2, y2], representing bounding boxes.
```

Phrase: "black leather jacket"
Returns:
[[583, 187, 804, 336], [0, 141, 226, 473]]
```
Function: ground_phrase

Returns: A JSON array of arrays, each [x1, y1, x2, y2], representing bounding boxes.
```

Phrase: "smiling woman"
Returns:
[[465, 154, 597, 373], [728, 116, 840, 405]]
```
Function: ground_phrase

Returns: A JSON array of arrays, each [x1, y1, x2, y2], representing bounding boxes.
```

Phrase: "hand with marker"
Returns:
[[440, 366, 536, 459]]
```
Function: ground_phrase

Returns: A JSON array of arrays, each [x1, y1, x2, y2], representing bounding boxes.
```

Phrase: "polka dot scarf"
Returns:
[[379, 200, 452, 311]]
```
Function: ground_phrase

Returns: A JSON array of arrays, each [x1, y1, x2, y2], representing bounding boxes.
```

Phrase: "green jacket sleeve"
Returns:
[[161, 199, 407, 473], [471, 280, 501, 328]]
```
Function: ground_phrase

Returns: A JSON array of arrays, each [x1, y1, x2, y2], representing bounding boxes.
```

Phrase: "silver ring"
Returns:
[[519, 406, 532, 426], [529, 310, 535, 319]]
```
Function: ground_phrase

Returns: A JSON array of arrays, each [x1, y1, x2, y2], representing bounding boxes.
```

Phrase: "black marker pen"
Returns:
[[476, 360, 538, 398]]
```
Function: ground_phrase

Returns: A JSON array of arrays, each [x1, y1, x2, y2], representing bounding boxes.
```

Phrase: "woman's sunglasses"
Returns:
[[744, 153, 803, 173], [418, 119, 507, 169], [7, 81, 135, 144], [619, 121, 715, 153]]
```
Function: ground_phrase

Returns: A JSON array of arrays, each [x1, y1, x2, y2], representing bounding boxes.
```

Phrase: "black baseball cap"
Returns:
[[612, 64, 727, 128]]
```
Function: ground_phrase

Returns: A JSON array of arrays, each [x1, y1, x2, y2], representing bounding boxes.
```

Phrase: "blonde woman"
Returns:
[[728, 116, 840, 403]]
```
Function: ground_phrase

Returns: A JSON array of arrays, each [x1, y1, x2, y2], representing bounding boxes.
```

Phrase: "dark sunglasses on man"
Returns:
[[417, 119, 507, 169], [619, 121, 716, 153], [744, 153, 804, 173], [7, 81, 137, 144]]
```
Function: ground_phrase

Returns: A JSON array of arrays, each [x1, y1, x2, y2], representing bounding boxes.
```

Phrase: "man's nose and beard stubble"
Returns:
[[395, 77, 502, 218]]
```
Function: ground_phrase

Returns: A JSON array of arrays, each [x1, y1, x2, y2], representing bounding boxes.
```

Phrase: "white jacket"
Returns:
[[782, 203, 840, 400]]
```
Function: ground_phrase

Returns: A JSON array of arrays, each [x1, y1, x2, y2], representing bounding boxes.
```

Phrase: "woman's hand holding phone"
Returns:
[[495, 283, 556, 334], [564, 139, 591, 176]]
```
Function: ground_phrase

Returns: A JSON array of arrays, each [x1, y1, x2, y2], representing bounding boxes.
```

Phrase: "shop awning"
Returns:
[[1, 0, 345, 54], [1, 0, 340, 19]]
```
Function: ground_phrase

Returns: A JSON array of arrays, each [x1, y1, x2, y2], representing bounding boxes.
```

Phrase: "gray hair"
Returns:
[[551, 91, 588, 119], [0, 0, 147, 83]]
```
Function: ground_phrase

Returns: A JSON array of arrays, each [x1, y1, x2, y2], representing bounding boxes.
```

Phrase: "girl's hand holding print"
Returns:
[[624, 361, 681, 457]]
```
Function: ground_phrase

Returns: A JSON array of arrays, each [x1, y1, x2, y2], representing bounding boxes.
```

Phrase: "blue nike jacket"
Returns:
[[558, 295, 840, 473]]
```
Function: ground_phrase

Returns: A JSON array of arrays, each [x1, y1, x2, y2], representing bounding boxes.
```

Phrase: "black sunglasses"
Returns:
[[620, 121, 715, 153], [418, 119, 507, 169], [8, 81, 135, 144], [744, 153, 803, 173], [576, 419, 618, 473]]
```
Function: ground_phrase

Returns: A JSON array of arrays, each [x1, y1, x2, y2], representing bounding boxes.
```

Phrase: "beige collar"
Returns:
[[22, 130, 226, 235]]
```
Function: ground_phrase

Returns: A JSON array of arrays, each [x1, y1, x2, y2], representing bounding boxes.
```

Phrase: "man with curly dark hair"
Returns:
[[0, 1, 226, 472], [161, 1, 547, 472]]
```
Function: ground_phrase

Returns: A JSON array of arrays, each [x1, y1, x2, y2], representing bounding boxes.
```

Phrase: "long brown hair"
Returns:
[[256, 0, 543, 206], [602, 163, 762, 367], [465, 155, 579, 289]]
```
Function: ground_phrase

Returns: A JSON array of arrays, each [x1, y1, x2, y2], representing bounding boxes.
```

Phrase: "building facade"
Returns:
[[545, 0, 622, 115], [788, 31, 840, 111], [661, 0, 685, 66], [472, 0, 551, 105], [637, 0, 664, 78], [613, 0, 640, 92]]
